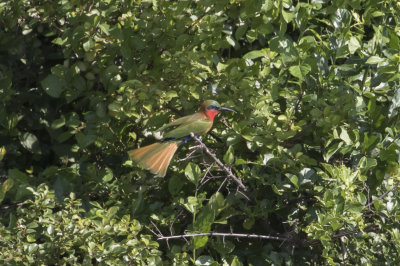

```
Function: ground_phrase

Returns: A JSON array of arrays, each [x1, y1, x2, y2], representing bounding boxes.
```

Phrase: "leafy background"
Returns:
[[1, 0, 400, 264]]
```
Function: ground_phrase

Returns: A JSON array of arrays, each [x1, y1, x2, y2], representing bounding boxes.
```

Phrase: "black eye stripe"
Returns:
[[207, 105, 219, 110]]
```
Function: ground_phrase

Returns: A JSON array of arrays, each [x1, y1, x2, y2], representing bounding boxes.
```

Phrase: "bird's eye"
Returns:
[[207, 105, 219, 110]]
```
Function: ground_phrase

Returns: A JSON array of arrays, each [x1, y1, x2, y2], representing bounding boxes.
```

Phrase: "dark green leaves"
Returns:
[[41, 74, 64, 98], [2, 0, 400, 264], [331, 9, 351, 29], [192, 193, 226, 248]]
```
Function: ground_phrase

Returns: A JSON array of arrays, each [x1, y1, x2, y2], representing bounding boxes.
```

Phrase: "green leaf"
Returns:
[[223, 146, 235, 164], [324, 141, 343, 162], [185, 162, 202, 186], [19, 132, 41, 154], [226, 35, 236, 47], [51, 116, 66, 129], [99, 23, 110, 35], [168, 175, 183, 195], [331, 9, 351, 29], [0, 146, 5, 161], [288, 174, 299, 189], [358, 156, 377, 173], [366, 56, 386, 64], [271, 184, 283, 195], [243, 49, 268, 60], [339, 127, 352, 145], [183, 196, 198, 214], [208, 192, 226, 214], [107, 206, 119, 219], [282, 10, 295, 23], [193, 235, 209, 249], [2, 178, 14, 193], [102, 167, 113, 182], [362, 133, 378, 151], [195, 255, 216, 265], [348, 36, 361, 54], [41, 74, 64, 98], [8, 169, 28, 183], [47, 224, 54, 235], [289, 64, 311, 81], [242, 217, 254, 230], [246, 29, 257, 43], [231, 256, 243, 266], [211, 239, 235, 256], [0, 178, 14, 203], [389, 86, 400, 117], [27, 234, 36, 243], [194, 209, 214, 232], [235, 25, 247, 40], [357, 192, 367, 205], [75, 133, 97, 148], [83, 39, 95, 52]]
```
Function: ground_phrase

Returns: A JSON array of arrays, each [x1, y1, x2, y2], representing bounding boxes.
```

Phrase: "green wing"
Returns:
[[163, 116, 213, 139], [164, 119, 212, 139], [157, 113, 201, 132]]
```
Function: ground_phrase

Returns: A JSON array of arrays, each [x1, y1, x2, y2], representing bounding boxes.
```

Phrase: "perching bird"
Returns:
[[128, 100, 235, 177]]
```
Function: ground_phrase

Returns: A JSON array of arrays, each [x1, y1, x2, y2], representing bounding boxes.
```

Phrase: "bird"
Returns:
[[128, 100, 235, 177]]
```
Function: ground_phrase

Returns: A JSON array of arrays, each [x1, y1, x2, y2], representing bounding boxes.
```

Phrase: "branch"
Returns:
[[294, 90, 304, 113], [1, 202, 25, 210], [190, 133, 248, 191], [365, 180, 400, 208], [157, 232, 288, 242]]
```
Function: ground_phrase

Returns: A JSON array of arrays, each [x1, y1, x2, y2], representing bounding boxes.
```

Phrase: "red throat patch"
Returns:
[[205, 110, 219, 120]]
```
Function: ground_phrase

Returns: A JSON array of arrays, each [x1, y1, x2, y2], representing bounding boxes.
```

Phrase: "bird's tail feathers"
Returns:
[[128, 141, 179, 177]]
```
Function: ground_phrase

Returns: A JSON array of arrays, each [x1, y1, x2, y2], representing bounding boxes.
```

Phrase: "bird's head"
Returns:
[[201, 100, 236, 120]]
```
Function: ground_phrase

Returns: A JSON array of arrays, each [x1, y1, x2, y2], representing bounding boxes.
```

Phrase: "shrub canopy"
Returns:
[[1, 0, 400, 264]]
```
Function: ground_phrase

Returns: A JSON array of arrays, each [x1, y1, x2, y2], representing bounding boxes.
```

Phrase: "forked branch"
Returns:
[[190, 133, 247, 191]]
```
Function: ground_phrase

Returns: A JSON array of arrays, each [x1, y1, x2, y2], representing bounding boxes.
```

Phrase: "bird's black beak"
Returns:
[[220, 107, 236, 113]]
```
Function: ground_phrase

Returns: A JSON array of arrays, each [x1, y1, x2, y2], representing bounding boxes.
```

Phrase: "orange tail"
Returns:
[[128, 141, 179, 177]]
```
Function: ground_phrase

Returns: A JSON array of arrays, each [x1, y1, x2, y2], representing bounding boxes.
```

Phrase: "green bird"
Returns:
[[128, 100, 235, 177]]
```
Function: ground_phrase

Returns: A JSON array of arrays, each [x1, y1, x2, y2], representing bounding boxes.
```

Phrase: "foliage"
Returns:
[[1, 0, 400, 264], [0, 184, 161, 265]]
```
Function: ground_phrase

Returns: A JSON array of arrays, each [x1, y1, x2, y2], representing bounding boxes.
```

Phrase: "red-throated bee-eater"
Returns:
[[128, 100, 235, 177]]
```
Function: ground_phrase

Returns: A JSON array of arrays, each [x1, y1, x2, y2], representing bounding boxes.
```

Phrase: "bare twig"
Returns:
[[1, 202, 25, 210], [294, 90, 304, 113], [106, 123, 127, 150], [189, 145, 203, 150], [365, 180, 400, 208], [340, 236, 348, 262], [200, 163, 215, 185], [176, 149, 201, 162], [150, 220, 163, 236], [220, 117, 233, 130], [170, 209, 184, 236], [216, 178, 228, 194], [236, 188, 251, 201], [157, 232, 288, 242], [190, 133, 247, 191], [361, 66, 370, 92]]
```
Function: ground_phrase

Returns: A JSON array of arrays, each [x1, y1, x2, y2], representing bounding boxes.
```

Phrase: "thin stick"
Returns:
[[190, 133, 247, 191], [216, 178, 228, 194], [157, 232, 288, 242], [366, 180, 400, 208], [176, 149, 200, 162]]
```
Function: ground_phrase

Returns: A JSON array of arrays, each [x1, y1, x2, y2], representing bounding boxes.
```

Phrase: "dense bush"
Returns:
[[1, 0, 400, 264]]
